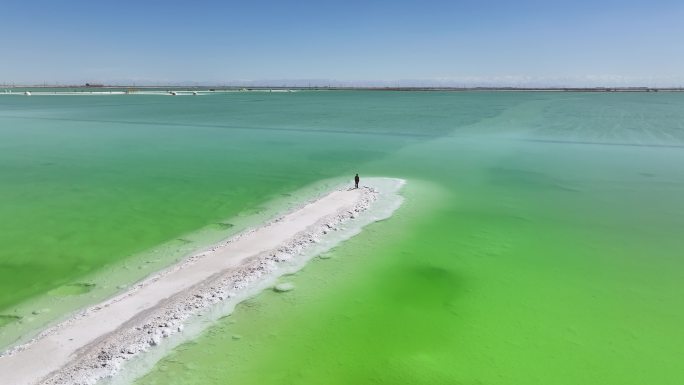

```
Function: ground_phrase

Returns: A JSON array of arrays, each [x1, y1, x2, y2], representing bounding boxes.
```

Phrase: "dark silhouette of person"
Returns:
[[354, 173, 360, 189]]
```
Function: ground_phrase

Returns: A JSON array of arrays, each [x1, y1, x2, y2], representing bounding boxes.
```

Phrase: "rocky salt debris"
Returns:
[[273, 282, 295, 292], [30, 186, 382, 385]]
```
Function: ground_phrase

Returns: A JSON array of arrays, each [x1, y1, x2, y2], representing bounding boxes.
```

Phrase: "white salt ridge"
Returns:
[[105, 178, 405, 385], [0, 177, 405, 385]]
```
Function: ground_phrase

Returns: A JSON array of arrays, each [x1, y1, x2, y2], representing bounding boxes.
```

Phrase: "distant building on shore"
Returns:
[[85, 83, 103, 87]]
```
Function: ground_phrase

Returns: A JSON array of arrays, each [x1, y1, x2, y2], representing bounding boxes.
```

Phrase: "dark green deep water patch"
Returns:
[[0, 315, 22, 328]]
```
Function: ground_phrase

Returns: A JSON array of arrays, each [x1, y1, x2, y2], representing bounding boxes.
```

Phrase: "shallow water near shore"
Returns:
[[1, 91, 684, 384]]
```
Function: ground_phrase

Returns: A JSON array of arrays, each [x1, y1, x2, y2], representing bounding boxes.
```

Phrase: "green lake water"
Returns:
[[1, 91, 683, 384]]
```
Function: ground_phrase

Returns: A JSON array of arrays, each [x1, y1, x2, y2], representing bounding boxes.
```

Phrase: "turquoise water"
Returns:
[[1, 91, 683, 383]]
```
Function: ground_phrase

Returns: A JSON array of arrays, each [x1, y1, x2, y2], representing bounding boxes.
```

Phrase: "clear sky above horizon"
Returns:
[[2, 0, 683, 86]]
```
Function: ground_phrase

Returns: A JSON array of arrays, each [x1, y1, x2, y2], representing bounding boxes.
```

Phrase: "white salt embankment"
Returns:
[[0, 178, 405, 385]]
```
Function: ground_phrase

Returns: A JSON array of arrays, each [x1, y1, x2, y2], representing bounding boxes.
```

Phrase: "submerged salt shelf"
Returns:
[[0, 178, 404, 385]]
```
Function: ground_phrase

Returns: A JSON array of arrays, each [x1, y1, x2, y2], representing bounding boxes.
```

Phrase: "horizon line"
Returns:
[[3, 84, 684, 92]]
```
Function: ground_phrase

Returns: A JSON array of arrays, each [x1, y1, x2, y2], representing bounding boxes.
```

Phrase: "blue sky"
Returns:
[[2, 0, 683, 86]]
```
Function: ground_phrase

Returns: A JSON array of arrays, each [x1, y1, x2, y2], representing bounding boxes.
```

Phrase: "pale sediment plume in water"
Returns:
[[0, 177, 405, 385]]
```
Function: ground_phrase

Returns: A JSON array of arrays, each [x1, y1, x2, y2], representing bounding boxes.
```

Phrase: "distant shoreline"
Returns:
[[2, 85, 683, 92]]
